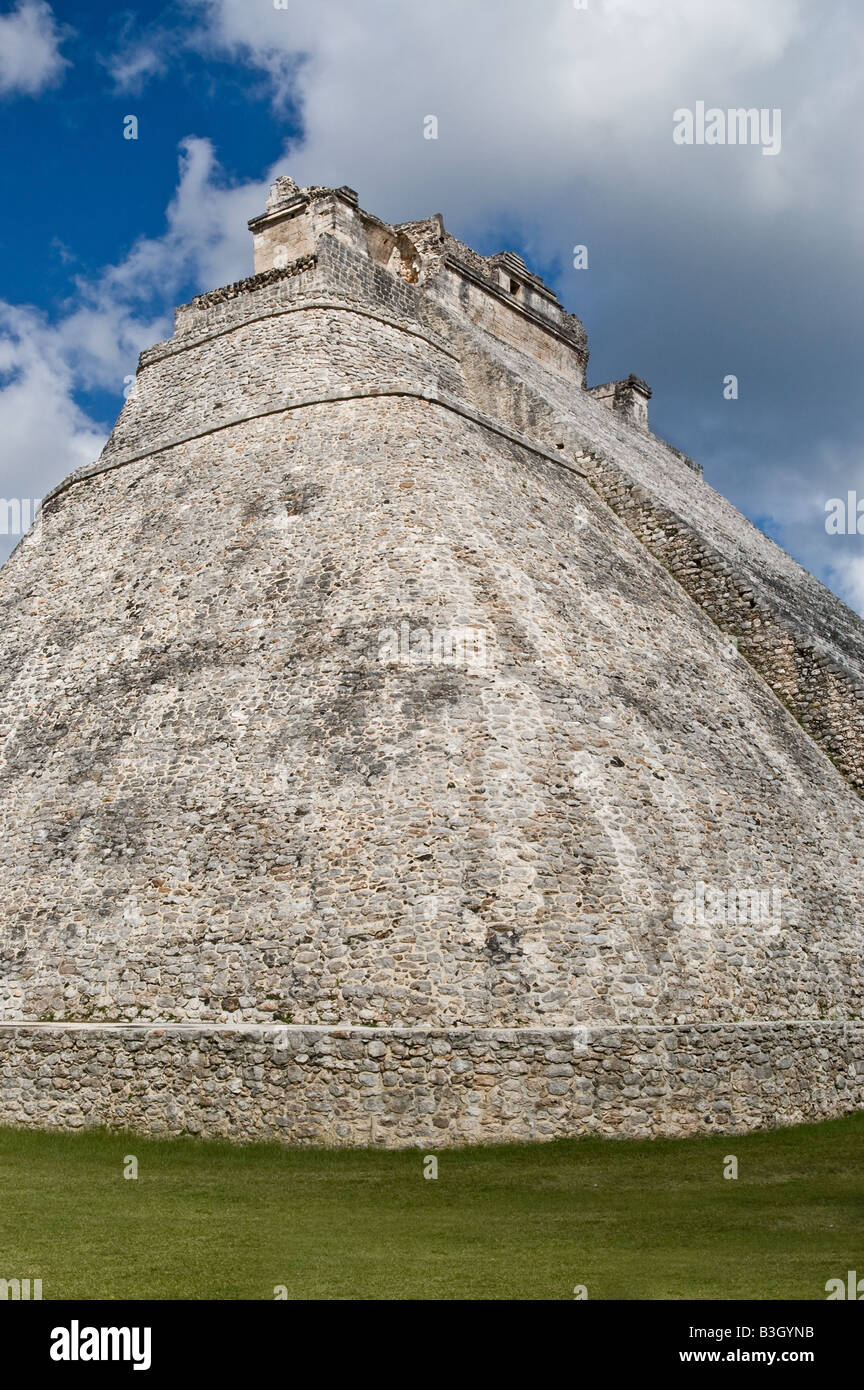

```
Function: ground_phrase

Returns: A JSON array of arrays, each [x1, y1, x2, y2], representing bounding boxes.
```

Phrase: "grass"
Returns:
[[1, 1114, 863, 1299]]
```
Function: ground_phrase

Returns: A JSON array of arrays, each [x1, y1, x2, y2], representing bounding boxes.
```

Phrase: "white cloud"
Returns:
[[54, 136, 264, 390], [106, 39, 168, 95], [102, 12, 185, 96], [0, 303, 104, 512], [189, 0, 813, 229], [0, 0, 68, 98]]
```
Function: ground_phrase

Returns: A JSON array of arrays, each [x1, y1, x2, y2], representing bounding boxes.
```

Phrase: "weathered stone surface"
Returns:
[[1, 177, 863, 1144], [1, 1023, 862, 1147]]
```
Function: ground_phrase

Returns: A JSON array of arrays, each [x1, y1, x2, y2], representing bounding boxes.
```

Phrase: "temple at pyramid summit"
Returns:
[[1, 176, 864, 1145]]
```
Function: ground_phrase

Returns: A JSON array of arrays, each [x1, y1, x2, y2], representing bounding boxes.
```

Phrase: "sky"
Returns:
[[0, 0, 862, 611]]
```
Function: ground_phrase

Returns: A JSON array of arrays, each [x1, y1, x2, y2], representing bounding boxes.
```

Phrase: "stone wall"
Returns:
[[3, 179, 864, 1145], [3, 1022, 862, 1146], [416, 267, 864, 799], [4, 391, 864, 1035], [93, 225, 864, 810], [572, 447, 864, 792]]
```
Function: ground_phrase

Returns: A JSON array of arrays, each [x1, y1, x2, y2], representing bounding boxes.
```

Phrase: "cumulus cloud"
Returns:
[[0, 303, 104, 515], [190, 0, 811, 223], [57, 135, 265, 372], [0, 0, 68, 97]]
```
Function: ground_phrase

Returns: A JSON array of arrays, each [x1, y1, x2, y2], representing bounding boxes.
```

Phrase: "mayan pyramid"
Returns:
[[1, 176, 863, 1146]]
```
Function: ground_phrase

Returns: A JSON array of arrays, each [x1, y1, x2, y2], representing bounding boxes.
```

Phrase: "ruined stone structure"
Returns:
[[2, 177, 864, 1145]]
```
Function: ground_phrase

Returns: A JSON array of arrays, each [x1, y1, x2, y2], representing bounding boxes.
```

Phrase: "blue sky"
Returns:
[[0, 0, 862, 611]]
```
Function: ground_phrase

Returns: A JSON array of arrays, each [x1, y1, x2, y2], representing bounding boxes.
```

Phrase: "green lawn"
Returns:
[[1, 1114, 862, 1300]]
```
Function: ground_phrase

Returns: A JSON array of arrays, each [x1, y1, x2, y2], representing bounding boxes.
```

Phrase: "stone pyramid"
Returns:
[[1, 177, 863, 1145]]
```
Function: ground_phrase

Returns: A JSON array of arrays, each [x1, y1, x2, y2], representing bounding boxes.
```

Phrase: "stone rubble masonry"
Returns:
[[2, 178, 864, 1145], [587, 374, 652, 431], [2, 1023, 862, 1147], [571, 447, 864, 794]]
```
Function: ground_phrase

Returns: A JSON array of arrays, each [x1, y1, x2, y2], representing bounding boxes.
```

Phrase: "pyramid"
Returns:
[[1, 178, 863, 1145]]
